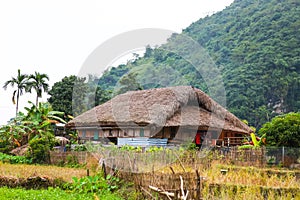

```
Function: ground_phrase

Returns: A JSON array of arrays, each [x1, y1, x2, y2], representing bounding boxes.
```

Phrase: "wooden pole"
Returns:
[[196, 169, 201, 199], [282, 146, 285, 166], [170, 166, 175, 174], [102, 162, 107, 178]]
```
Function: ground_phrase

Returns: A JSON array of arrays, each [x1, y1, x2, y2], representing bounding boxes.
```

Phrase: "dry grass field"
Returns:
[[0, 162, 89, 182]]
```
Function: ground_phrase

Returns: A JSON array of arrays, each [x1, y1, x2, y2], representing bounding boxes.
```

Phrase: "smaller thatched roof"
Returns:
[[10, 144, 29, 156], [67, 86, 252, 134], [55, 136, 70, 146]]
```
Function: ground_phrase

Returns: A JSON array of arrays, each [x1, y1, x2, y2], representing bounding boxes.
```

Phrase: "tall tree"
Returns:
[[48, 75, 87, 117], [27, 71, 49, 106], [3, 69, 29, 116], [48, 75, 112, 118], [115, 72, 143, 95]]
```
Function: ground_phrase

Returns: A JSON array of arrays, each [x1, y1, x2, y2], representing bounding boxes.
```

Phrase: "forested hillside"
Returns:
[[96, 0, 300, 128]]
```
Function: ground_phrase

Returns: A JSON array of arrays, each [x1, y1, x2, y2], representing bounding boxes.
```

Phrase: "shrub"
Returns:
[[259, 112, 300, 147], [73, 144, 87, 151], [68, 173, 121, 195], [0, 152, 32, 164], [27, 133, 55, 164]]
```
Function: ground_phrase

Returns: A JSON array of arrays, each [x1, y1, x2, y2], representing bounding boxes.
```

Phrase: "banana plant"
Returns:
[[24, 101, 66, 123], [239, 133, 267, 149], [23, 101, 66, 139], [0, 119, 30, 150], [0, 101, 67, 153]]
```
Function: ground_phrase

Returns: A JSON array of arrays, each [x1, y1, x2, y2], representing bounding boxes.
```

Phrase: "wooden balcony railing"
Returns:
[[222, 137, 245, 146]]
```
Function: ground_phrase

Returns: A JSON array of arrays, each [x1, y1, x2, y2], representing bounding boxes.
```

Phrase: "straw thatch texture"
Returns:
[[67, 86, 252, 134], [166, 106, 249, 133]]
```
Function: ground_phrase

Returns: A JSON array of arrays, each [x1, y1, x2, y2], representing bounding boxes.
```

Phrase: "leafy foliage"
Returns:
[[119, 144, 142, 152], [114, 72, 143, 95], [26, 71, 49, 106], [3, 69, 29, 116], [3, 70, 50, 116], [0, 120, 28, 153], [88, 0, 300, 129], [0, 101, 66, 163], [48, 75, 84, 117], [23, 102, 66, 163], [48, 75, 112, 118], [66, 173, 138, 199], [69, 174, 120, 194], [0, 152, 32, 164], [258, 112, 300, 147], [0, 187, 95, 200], [238, 132, 266, 149], [27, 133, 55, 164]]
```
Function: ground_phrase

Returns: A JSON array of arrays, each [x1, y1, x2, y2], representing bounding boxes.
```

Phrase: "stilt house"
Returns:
[[66, 86, 252, 147]]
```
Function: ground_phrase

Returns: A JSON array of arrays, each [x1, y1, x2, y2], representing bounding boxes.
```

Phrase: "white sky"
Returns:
[[0, 0, 234, 125]]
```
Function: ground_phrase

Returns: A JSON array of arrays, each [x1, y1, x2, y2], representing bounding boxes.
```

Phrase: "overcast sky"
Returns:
[[0, 0, 234, 125]]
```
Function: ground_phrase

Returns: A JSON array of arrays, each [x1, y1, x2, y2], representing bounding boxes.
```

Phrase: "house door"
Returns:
[[195, 130, 206, 147]]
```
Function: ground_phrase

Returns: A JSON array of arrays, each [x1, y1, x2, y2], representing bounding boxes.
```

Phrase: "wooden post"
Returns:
[[282, 146, 285, 166], [102, 162, 107, 178], [87, 169, 90, 176], [196, 169, 201, 199], [170, 166, 175, 174]]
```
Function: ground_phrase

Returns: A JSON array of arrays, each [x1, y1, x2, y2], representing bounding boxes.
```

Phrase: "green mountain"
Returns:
[[97, 0, 300, 128]]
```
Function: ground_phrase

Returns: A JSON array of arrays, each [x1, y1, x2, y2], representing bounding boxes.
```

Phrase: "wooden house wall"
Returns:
[[153, 127, 178, 139], [78, 127, 152, 141], [85, 130, 93, 138], [77, 126, 248, 146], [157, 127, 247, 146]]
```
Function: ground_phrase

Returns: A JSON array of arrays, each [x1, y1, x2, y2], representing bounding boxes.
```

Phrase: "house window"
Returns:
[[94, 131, 99, 140], [140, 128, 144, 137], [82, 130, 86, 138]]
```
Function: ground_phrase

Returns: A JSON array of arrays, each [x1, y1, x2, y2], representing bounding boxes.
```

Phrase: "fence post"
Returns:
[[282, 146, 285, 166], [196, 169, 201, 199], [102, 162, 107, 178]]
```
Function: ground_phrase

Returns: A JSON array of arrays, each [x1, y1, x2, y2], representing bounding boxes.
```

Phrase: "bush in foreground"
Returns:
[[259, 112, 300, 147]]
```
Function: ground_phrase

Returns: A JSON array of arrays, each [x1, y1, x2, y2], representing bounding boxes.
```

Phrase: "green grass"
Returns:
[[0, 187, 126, 200], [0, 187, 94, 200], [0, 163, 139, 200]]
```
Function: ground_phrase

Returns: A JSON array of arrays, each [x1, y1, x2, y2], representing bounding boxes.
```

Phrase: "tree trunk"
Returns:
[[16, 89, 20, 117], [36, 94, 39, 107]]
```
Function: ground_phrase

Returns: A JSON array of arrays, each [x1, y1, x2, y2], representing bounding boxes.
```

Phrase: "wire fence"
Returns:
[[264, 146, 300, 167], [49, 146, 300, 169], [49, 146, 300, 199], [215, 146, 300, 168]]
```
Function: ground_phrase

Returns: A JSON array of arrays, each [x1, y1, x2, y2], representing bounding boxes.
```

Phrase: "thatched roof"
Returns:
[[55, 136, 70, 146], [67, 86, 252, 134], [10, 144, 29, 156]]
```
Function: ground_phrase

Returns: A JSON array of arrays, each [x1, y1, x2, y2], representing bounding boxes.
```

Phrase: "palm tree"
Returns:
[[27, 71, 49, 106], [3, 69, 29, 116]]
